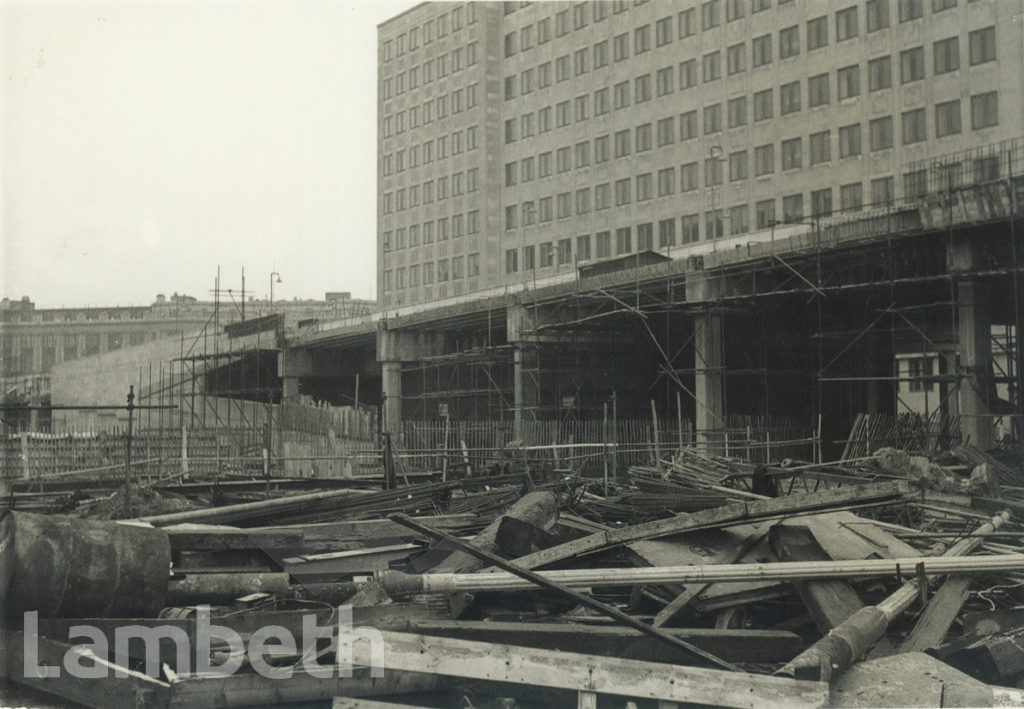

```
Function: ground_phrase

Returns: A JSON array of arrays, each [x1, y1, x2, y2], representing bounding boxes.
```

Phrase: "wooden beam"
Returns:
[[897, 575, 973, 653], [164, 515, 482, 552], [348, 630, 829, 709], [425, 491, 558, 574], [6, 631, 170, 709], [770, 525, 863, 633], [141, 487, 373, 526], [652, 527, 769, 627], [503, 481, 912, 570], [167, 668, 448, 709], [332, 699, 435, 709], [397, 620, 805, 664]]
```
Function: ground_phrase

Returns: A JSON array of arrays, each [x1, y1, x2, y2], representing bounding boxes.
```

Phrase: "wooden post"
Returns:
[[651, 400, 661, 464], [611, 391, 618, 482], [441, 414, 450, 481], [180, 425, 189, 476], [676, 391, 684, 455], [864, 414, 872, 456], [603, 402, 610, 496], [461, 439, 471, 476], [816, 413, 823, 463], [20, 433, 30, 481], [353, 372, 360, 421]]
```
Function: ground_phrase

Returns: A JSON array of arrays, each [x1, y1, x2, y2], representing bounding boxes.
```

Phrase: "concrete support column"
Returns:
[[381, 360, 403, 436], [694, 308, 725, 450], [512, 345, 539, 441], [278, 349, 312, 405], [376, 327, 446, 439], [687, 272, 726, 450], [948, 237, 995, 449], [507, 304, 540, 440], [957, 279, 994, 449], [281, 376, 301, 402]]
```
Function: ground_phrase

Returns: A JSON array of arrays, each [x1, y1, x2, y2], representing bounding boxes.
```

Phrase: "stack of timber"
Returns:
[[3, 445, 1024, 709]]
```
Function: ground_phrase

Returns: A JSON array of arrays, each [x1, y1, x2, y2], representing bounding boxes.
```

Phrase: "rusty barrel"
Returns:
[[1, 510, 170, 618]]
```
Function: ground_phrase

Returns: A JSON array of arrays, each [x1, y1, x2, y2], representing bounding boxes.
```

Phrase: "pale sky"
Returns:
[[2, 0, 416, 308]]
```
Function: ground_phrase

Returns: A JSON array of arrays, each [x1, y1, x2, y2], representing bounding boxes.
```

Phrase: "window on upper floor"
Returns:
[[836, 6, 858, 41], [868, 55, 892, 91], [969, 27, 996, 65], [752, 35, 772, 67], [866, 0, 890, 31], [901, 108, 927, 144], [900, 47, 924, 83], [779, 25, 799, 58], [807, 16, 828, 50], [702, 0, 720, 30], [899, 0, 922, 22]]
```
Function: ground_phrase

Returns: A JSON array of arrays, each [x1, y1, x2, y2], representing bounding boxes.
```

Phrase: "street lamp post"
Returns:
[[270, 271, 282, 310]]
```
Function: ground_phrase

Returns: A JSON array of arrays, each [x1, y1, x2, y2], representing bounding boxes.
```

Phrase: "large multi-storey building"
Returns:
[[378, 0, 1023, 307]]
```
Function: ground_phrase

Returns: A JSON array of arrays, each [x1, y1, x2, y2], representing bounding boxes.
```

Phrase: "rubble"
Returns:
[[2, 443, 1024, 708]]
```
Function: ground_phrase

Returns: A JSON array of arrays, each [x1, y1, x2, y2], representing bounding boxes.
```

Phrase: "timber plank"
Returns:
[[164, 514, 482, 552], [797, 511, 919, 561], [770, 525, 863, 633], [167, 668, 447, 708], [350, 630, 828, 709], [332, 698, 435, 709], [897, 575, 973, 653], [399, 620, 805, 664], [652, 527, 770, 627], [6, 631, 170, 709]]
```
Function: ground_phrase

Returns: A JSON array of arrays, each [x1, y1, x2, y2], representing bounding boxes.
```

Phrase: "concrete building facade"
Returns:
[[378, 0, 1023, 307], [0, 292, 375, 404]]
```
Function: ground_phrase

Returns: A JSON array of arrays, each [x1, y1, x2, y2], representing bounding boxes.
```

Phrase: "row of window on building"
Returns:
[[382, 126, 479, 178], [503, 24, 995, 106], [382, 84, 480, 139], [1, 309, 151, 323], [1, 332, 156, 374], [382, 253, 481, 292], [382, 43, 480, 101], [382, 169, 482, 215], [504, 0, 978, 63], [502, 163, 1000, 271], [500, 93, 998, 220], [503, 29, 996, 146], [382, 4, 477, 64], [382, 209, 481, 252]]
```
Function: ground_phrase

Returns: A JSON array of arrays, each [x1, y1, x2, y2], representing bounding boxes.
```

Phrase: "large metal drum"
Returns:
[[1, 510, 170, 618]]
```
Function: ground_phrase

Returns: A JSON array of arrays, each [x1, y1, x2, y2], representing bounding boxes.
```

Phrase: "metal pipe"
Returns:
[[377, 552, 1024, 595]]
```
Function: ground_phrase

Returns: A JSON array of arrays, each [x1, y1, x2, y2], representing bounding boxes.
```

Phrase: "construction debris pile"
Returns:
[[2, 444, 1024, 708]]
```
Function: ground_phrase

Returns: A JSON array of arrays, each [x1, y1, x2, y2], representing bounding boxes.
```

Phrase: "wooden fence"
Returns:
[[840, 412, 963, 459], [3, 401, 817, 483], [1, 398, 379, 483], [398, 414, 817, 475]]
